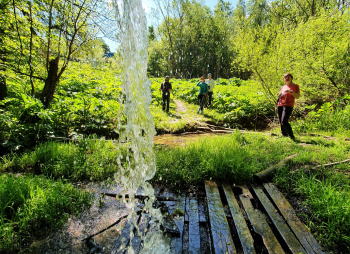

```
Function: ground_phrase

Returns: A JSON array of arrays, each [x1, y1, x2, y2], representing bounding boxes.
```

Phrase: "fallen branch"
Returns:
[[314, 159, 350, 169], [299, 133, 334, 139], [291, 158, 350, 174], [254, 154, 299, 182]]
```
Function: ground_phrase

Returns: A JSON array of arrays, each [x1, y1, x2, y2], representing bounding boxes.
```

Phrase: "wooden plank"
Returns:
[[223, 184, 256, 254], [263, 183, 325, 254], [112, 216, 139, 254], [185, 197, 190, 222], [198, 198, 207, 223], [239, 187, 285, 254], [130, 214, 150, 253], [189, 198, 201, 254], [205, 181, 236, 254], [251, 185, 306, 254], [170, 194, 185, 254]]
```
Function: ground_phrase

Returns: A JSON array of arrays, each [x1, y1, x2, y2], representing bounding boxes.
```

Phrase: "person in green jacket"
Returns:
[[196, 76, 208, 114]]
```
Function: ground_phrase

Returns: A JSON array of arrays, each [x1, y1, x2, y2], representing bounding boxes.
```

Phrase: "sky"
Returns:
[[105, 0, 239, 52]]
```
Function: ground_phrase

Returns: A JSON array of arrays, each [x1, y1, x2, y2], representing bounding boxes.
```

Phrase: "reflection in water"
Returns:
[[114, 0, 170, 252]]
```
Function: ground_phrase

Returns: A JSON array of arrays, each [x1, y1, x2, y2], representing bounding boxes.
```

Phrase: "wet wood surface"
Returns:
[[170, 194, 185, 254], [239, 186, 285, 254], [188, 198, 200, 254], [263, 183, 325, 254], [222, 184, 256, 254], [251, 185, 305, 254], [205, 181, 236, 254], [105, 182, 324, 254]]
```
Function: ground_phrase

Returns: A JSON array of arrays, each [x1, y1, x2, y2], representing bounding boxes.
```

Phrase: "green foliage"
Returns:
[[0, 63, 122, 153], [171, 78, 273, 128], [0, 174, 91, 252], [234, 7, 350, 104], [293, 96, 350, 136], [148, 0, 236, 78]]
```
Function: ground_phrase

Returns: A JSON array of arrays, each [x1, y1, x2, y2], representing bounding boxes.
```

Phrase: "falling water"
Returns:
[[114, 0, 170, 253]]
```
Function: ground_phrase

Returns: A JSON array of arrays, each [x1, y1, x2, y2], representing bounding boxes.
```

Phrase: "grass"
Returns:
[[292, 102, 350, 138], [0, 174, 92, 252], [1, 139, 126, 182], [275, 167, 350, 251]]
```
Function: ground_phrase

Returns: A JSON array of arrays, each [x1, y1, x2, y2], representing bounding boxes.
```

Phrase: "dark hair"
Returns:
[[200, 76, 205, 79], [283, 73, 293, 80]]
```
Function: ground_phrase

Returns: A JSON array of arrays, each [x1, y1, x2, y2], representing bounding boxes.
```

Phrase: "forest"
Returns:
[[0, 0, 350, 253]]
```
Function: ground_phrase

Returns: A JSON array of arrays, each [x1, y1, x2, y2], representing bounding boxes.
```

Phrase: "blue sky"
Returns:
[[105, 0, 239, 52]]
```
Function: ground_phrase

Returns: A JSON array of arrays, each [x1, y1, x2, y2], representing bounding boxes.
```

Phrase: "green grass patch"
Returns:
[[0, 174, 91, 252], [275, 167, 350, 252], [1, 139, 125, 182], [155, 131, 299, 185]]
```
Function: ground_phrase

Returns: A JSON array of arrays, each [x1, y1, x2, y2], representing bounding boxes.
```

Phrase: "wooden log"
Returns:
[[253, 154, 298, 182], [206, 124, 233, 131], [251, 185, 305, 254], [205, 181, 236, 254], [239, 187, 284, 254], [263, 183, 325, 254], [222, 184, 256, 254], [189, 198, 201, 254]]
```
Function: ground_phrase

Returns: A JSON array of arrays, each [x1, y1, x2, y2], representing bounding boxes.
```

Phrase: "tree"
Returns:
[[1, 0, 116, 108]]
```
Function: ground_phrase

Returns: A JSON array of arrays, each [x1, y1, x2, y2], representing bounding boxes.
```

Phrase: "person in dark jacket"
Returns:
[[159, 76, 172, 112]]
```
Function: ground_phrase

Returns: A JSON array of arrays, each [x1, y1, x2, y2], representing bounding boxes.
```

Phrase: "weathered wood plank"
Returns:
[[251, 185, 306, 254], [263, 183, 325, 254], [198, 198, 207, 223], [170, 194, 185, 254], [189, 198, 201, 254], [239, 187, 285, 254], [185, 197, 190, 222], [223, 184, 256, 254], [205, 181, 236, 254], [130, 214, 150, 253], [112, 216, 139, 254]]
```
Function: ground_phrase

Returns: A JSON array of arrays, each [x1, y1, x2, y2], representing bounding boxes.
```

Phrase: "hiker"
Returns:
[[196, 76, 208, 114], [159, 76, 172, 112], [206, 73, 215, 107], [277, 73, 300, 141]]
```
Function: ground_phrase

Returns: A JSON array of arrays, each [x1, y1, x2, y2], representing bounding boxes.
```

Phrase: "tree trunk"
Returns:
[[0, 74, 6, 100], [0, 25, 7, 100], [40, 56, 59, 108]]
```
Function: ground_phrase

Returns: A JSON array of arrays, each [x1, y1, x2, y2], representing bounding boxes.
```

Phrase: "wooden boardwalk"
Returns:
[[110, 181, 324, 254]]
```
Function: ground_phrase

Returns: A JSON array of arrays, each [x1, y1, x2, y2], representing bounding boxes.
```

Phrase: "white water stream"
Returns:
[[114, 0, 170, 253]]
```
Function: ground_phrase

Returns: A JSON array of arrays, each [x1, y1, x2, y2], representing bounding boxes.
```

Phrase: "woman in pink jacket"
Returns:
[[277, 73, 300, 141]]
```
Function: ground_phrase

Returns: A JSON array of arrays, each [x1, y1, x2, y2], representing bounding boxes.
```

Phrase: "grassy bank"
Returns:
[[1, 139, 125, 182], [0, 174, 91, 253]]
